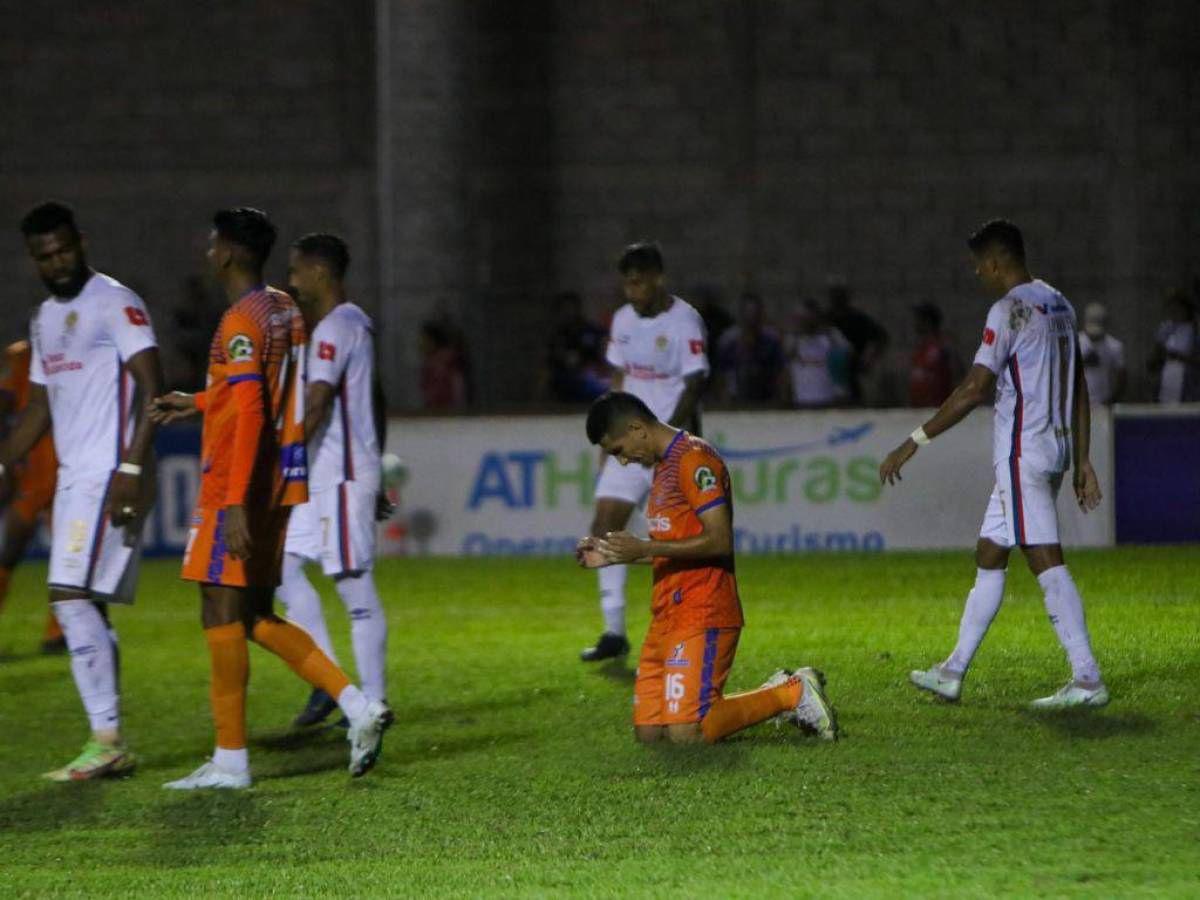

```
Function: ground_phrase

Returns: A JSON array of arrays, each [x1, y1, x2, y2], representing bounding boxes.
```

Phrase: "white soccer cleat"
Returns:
[[347, 700, 394, 777], [1030, 681, 1110, 710], [793, 667, 838, 741], [909, 665, 962, 702], [163, 760, 251, 790]]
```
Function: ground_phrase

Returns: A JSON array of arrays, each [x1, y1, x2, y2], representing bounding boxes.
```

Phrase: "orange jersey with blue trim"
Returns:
[[646, 432, 743, 630], [197, 286, 307, 510]]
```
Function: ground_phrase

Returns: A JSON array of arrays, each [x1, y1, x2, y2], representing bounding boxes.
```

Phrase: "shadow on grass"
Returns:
[[1022, 709, 1157, 739], [145, 789, 268, 868], [641, 738, 750, 776], [0, 780, 109, 833], [252, 724, 345, 752], [388, 729, 533, 767], [594, 659, 636, 683]]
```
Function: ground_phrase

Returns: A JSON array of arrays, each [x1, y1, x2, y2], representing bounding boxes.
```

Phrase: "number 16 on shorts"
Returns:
[[665, 672, 686, 714]]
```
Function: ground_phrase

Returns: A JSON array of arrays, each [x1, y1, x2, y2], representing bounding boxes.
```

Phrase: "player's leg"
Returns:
[[632, 620, 668, 743], [334, 572, 387, 703], [584, 458, 648, 661], [1019, 474, 1107, 708]]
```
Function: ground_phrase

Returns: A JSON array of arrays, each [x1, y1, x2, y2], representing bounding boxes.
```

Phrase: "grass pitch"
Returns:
[[0, 548, 1197, 897]]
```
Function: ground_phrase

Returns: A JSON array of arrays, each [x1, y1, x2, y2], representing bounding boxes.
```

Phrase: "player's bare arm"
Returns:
[[106, 346, 165, 527], [599, 502, 733, 565], [148, 390, 202, 425], [303, 380, 336, 440], [666, 371, 705, 429], [371, 364, 394, 520], [879, 363, 997, 486], [1071, 337, 1102, 513], [0, 383, 51, 498]]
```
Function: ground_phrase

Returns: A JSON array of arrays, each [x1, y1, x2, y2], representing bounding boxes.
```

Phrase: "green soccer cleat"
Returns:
[[43, 739, 136, 782], [909, 665, 962, 702], [1030, 681, 1110, 710]]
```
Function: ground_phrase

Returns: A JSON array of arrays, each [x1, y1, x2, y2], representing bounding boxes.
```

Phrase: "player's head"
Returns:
[[586, 391, 660, 466], [208, 207, 277, 277], [967, 219, 1026, 296], [1083, 302, 1108, 339], [288, 232, 350, 304], [20, 200, 90, 298], [913, 302, 942, 336], [617, 241, 665, 314]]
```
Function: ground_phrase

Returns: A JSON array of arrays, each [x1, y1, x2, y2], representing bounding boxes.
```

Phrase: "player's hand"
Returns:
[[375, 490, 396, 522], [224, 504, 253, 560], [575, 536, 607, 569], [148, 391, 200, 425], [879, 438, 918, 486], [1074, 459, 1102, 513], [599, 531, 647, 565], [105, 470, 141, 528]]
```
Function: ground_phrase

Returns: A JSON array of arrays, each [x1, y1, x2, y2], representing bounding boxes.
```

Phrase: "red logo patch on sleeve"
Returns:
[[982, 327, 996, 346], [124, 306, 148, 326], [688, 339, 705, 355], [318, 341, 336, 361]]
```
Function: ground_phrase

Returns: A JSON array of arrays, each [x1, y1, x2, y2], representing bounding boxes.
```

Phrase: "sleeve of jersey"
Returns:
[[110, 291, 158, 362], [679, 310, 710, 377], [221, 312, 267, 506], [28, 324, 45, 386], [972, 302, 1014, 374], [605, 320, 624, 370], [681, 449, 729, 515], [308, 317, 351, 387]]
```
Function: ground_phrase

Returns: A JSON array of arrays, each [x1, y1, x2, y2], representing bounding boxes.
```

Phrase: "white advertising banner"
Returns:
[[381, 408, 1113, 556]]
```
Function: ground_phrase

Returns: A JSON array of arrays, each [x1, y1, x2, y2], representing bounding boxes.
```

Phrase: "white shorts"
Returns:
[[595, 457, 653, 505], [284, 481, 377, 576], [48, 475, 141, 604], [979, 460, 1063, 548]]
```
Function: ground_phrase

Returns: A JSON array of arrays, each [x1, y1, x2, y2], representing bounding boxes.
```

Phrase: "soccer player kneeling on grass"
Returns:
[[150, 208, 390, 790], [577, 391, 837, 744]]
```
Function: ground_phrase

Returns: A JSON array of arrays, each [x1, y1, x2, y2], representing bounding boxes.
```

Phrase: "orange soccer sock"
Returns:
[[205, 622, 250, 750], [42, 610, 63, 642], [700, 680, 802, 744], [251, 617, 351, 700]]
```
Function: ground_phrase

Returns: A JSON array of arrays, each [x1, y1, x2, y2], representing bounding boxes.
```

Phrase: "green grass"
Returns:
[[0, 548, 1198, 897]]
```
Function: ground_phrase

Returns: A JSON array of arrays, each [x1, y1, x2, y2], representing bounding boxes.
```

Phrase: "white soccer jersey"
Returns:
[[307, 302, 381, 493], [29, 272, 157, 487], [973, 279, 1077, 475], [605, 296, 709, 421]]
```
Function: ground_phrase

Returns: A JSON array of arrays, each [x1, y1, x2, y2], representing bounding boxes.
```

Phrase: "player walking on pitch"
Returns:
[[1, 201, 164, 780], [582, 243, 709, 662], [278, 233, 392, 727], [151, 209, 390, 789], [578, 392, 837, 743], [880, 220, 1108, 708]]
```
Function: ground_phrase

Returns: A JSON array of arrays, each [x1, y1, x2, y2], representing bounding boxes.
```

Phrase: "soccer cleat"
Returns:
[[1030, 681, 1110, 710], [793, 668, 838, 741], [909, 665, 962, 702], [347, 700, 394, 777], [293, 688, 339, 728], [580, 632, 630, 662], [43, 739, 136, 782], [163, 759, 251, 790]]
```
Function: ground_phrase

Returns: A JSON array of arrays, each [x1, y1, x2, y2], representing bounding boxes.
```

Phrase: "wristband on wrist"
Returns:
[[910, 427, 931, 447], [117, 462, 142, 476]]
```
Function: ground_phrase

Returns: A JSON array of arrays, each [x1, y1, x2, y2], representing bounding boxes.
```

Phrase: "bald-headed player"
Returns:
[[151, 208, 391, 789], [578, 391, 837, 744], [880, 219, 1108, 708]]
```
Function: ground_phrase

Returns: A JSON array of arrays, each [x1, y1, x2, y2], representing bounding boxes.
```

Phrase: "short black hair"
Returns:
[[20, 200, 79, 238], [586, 391, 657, 445], [617, 241, 664, 274], [967, 219, 1025, 262], [292, 232, 350, 279], [213, 207, 277, 267]]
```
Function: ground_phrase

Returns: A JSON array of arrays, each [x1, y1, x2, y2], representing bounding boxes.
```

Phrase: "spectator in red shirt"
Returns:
[[908, 302, 959, 407]]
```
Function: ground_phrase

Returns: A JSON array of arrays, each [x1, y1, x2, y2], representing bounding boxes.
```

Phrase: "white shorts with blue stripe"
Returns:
[[284, 480, 378, 576], [979, 459, 1063, 548]]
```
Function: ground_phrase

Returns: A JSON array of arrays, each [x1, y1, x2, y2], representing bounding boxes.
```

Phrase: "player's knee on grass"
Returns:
[[591, 498, 635, 538], [666, 723, 705, 744], [635, 725, 666, 744], [975, 538, 1011, 570], [1021, 543, 1064, 576]]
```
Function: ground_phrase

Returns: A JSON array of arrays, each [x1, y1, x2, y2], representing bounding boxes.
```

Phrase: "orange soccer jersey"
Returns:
[[0, 340, 57, 520], [181, 286, 308, 587]]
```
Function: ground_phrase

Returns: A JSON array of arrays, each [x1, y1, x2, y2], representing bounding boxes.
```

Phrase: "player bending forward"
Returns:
[[151, 208, 390, 789], [279, 233, 391, 727], [880, 219, 1108, 709], [577, 392, 837, 744]]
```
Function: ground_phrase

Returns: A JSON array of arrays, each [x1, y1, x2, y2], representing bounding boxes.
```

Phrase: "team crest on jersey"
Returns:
[[666, 642, 690, 668], [655, 334, 668, 351], [1008, 302, 1031, 332], [227, 333, 255, 361], [58, 310, 79, 349], [693, 465, 718, 492]]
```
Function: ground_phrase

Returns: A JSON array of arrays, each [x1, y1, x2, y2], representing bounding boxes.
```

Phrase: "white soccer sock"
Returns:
[[53, 599, 120, 734], [335, 571, 388, 702], [943, 568, 1007, 676], [1037, 565, 1102, 686], [598, 564, 627, 636], [278, 553, 338, 663], [337, 684, 369, 722], [213, 746, 249, 773]]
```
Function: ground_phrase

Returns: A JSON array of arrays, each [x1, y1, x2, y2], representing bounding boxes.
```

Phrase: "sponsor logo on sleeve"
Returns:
[[693, 465, 718, 492], [227, 333, 255, 361], [982, 327, 996, 346], [318, 341, 336, 361], [689, 339, 705, 354], [124, 306, 149, 326]]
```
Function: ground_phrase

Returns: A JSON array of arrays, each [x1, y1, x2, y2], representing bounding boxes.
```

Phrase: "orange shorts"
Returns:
[[181, 505, 292, 588], [10, 466, 56, 524], [633, 620, 740, 727]]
